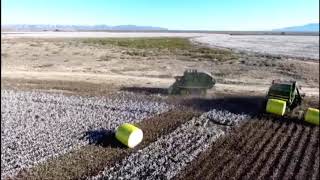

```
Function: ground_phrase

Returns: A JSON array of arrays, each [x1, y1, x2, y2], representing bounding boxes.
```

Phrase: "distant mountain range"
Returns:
[[1, 24, 168, 31], [2, 23, 319, 32], [273, 23, 319, 32]]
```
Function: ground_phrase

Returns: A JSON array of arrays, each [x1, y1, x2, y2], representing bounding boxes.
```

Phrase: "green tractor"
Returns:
[[265, 80, 319, 125], [168, 69, 216, 96]]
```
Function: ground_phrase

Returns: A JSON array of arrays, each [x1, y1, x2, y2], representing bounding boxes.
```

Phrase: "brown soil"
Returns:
[[1, 38, 319, 97], [13, 110, 199, 180], [1, 78, 120, 97], [176, 118, 320, 180]]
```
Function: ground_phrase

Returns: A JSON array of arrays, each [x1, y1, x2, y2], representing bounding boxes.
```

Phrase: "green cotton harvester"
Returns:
[[265, 80, 319, 125], [168, 69, 216, 96]]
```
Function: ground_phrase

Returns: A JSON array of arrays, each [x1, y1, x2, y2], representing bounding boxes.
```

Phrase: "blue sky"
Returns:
[[2, 0, 319, 30]]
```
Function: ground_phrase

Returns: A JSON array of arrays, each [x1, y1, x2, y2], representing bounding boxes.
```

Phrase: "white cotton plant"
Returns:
[[200, 109, 250, 126], [1, 90, 173, 178]]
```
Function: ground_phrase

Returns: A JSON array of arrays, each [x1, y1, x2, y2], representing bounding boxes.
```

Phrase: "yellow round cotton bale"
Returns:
[[266, 99, 286, 116], [115, 123, 143, 148], [304, 108, 319, 126]]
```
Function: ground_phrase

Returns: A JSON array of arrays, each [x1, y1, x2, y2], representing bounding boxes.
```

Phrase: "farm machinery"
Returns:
[[265, 80, 319, 125], [166, 70, 318, 125], [168, 69, 216, 95]]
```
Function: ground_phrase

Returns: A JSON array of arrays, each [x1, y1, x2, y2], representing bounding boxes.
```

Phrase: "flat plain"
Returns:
[[1, 32, 319, 179]]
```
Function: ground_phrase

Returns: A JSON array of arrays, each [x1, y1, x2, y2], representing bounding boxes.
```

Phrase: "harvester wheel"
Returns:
[[266, 99, 287, 116]]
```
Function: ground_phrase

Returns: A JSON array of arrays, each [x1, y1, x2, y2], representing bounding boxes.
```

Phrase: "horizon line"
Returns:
[[2, 22, 319, 32]]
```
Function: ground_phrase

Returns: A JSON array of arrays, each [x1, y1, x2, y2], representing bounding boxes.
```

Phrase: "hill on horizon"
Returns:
[[1, 24, 168, 31], [2, 23, 319, 32], [273, 23, 319, 32]]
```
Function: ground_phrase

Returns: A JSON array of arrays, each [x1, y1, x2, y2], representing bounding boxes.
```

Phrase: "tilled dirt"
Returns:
[[13, 110, 198, 180], [176, 118, 320, 180]]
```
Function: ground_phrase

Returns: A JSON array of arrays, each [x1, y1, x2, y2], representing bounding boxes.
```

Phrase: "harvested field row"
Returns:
[[1, 90, 172, 178], [177, 118, 320, 180], [91, 110, 249, 179], [13, 110, 198, 179]]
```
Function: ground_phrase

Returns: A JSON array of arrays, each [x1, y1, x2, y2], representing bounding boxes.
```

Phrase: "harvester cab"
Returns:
[[168, 69, 215, 96], [265, 80, 319, 125], [266, 80, 302, 115]]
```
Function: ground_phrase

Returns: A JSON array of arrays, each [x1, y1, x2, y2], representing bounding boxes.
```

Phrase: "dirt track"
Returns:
[[177, 118, 320, 180]]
